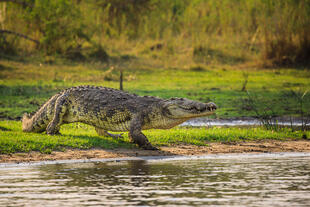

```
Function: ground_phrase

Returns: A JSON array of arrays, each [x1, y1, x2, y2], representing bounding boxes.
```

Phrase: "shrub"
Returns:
[[22, 0, 89, 55]]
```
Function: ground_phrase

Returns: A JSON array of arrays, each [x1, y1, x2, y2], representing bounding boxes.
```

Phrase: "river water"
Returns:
[[0, 153, 310, 207], [181, 117, 307, 127]]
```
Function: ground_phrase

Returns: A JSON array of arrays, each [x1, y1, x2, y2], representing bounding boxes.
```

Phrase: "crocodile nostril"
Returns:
[[212, 104, 217, 110]]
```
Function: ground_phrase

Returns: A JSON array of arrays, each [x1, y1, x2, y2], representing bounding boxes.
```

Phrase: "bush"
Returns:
[[261, 0, 310, 66], [22, 0, 89, 55], [0, 33, 17, 56]]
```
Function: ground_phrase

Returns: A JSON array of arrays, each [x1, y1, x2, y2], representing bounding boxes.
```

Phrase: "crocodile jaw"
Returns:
[[163, 98, 217, 119]]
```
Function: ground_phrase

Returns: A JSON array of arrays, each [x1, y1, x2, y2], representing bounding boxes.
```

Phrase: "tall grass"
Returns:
[[95, 0, 310, 66], [1, 0, 310, 66], [259, 0, 310, 66]]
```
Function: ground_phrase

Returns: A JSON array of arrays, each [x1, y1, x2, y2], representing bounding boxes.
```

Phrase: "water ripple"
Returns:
[[0, 154, 310, 206]]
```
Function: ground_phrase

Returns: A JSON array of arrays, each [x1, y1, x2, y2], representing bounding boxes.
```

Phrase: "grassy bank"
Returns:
[[0, 121, 308, 154], [1, 60, 310, 119]]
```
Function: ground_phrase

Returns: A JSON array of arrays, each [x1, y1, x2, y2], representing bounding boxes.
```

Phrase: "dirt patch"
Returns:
[[1, 140, 310, 163]]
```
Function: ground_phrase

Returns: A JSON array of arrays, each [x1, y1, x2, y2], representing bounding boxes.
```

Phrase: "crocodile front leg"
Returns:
[[129, 114, 158, 150]]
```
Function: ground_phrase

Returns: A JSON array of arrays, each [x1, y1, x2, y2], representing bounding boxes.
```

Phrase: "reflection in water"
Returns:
[[0, 154, 310, 206]]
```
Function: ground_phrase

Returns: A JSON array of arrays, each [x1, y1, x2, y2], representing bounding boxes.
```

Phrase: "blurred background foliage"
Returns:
[[0, 0, 309, 67]]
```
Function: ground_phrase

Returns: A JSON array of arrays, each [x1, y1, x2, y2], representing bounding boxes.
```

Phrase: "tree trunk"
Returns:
[[120, 70, 123, 91], [0, 29, 39, 45], [0, 2, 6, 29]]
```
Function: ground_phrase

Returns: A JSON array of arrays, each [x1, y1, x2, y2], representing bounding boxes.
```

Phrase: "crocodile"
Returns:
[[22, 86, 217, 150]]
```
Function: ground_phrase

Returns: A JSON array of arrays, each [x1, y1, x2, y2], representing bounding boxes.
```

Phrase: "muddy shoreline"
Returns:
[[1, 140, 310, 163]]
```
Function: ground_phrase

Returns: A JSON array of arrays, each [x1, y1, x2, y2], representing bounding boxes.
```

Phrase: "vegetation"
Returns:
[[245, 90, 310, 131], [0, 121, 308, 154], [1, 0, 310, 66]]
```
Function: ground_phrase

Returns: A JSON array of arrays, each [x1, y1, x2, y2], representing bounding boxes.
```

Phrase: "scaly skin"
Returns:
[[22, 86, 217, 150]]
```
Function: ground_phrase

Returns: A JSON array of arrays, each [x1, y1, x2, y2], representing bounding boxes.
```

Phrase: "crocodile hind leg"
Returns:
[[129, 115, 158, 150], [95, 127, 123, 138], [46, 95, 68, 135]]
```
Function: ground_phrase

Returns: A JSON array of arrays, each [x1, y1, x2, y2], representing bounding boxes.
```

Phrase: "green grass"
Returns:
[[0, 121, 308, 154], [1, 60, 310, 119], [0, 121, 133, 154]]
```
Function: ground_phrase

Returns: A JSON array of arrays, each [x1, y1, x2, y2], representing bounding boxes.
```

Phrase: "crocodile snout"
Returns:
[[206, 102, 217, 112], [195, 102, 217, 112]]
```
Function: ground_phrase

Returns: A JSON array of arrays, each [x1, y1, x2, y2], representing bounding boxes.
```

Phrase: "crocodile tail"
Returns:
[[22, 113, 33, 132]]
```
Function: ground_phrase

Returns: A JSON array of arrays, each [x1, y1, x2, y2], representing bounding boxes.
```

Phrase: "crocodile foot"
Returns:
[[142, 144, 158, 150]]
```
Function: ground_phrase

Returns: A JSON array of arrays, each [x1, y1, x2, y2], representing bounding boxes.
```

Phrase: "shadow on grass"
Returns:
[[68, 134, 133, 149], [0, 63, 14, 72], [193, 47, 246, 65], [67, 134, 178, 157], [0, 84, 60, 97]]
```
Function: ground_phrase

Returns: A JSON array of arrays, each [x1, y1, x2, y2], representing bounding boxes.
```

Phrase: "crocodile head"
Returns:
[[162, 98, 217, 119]]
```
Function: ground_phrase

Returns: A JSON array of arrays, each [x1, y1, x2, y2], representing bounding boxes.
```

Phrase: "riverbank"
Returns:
[[1, 140, 310, 163], [1, 121, 309, 154]]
